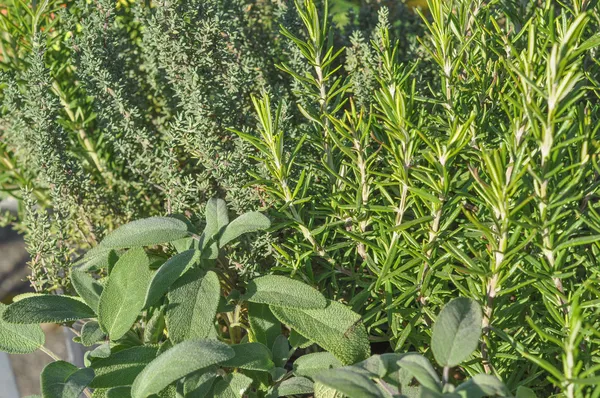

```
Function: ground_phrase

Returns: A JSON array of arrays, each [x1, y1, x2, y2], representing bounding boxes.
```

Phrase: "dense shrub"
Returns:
[[1, 0, 600, 396]]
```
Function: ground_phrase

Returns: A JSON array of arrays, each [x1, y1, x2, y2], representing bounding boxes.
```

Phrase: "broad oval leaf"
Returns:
[[98, 248, 155, 340], [271, 300, 370, 365], [183, 367, 218, 398], [41, 361, 95, 398], [2, 295, 94, 324], [293, 352, 342, 378], [71, 269, 103, 313], [313, 368, 386, 398], [455, 374, 510, 398], [166, 269, 220, 343], [131, 339, 234, 398], [105, 387, 131, 398], [80, 321, 106, 346], [212, 373, 253, 398], [90, 345, 159, 388], [203, 198, 230, 253], [431, 297, 483, 367], [218, 212, 270, 247], [247, 302, 281, 349], [272, 377, 314, 397], [0, 303, 45, 354], [244, 275, 327, 309], [397, 353, 441, 392], [99, 217, 189, 249], [271, 335, 291, 368], [221, 342, 274, 371], [144, 249, 200, 308]]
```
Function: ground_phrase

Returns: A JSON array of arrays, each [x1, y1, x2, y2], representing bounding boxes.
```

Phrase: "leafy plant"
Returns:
[[0, 199, 371, 397]]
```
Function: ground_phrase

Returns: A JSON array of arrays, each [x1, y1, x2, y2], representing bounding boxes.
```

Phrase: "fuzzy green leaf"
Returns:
[[80, 321, 106, 346], [41, 361, 94, 398], [90, 345, 159, 388], [131, 339, 234, 398], [166, 269, 220, 343], [99, 217, 189, 249], [244, 275, 327, 309], [212, 373, 253, 398], [144, 249, 200, 308], [218, 212, 270, 247], [182, 368, 218, 398], [0, 303, 45, 354], [272, 377, 314, 397], [71, 269, 103, 313], [293, 352, 342, 378], [203, 198, 229, 253], [271, 335, 291, 368], [98, 248, 155, 340], [271, 301, 370, 365], [431, 298, 483, 367], [248, 302, 281, 349], [105, 387, 131, 398], [397, 353, 441, 392], [2, 295, 94, 324], [455, 374, 510, 398], [313, 368, 385, 398], [516, 386, 538, 398], [221, 342, 274, 371]]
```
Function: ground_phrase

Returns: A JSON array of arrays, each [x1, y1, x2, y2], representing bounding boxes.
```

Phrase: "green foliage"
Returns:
[[0, 200, 371, 398]]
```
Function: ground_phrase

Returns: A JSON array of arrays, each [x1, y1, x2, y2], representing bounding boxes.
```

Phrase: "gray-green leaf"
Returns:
[[71, 269, 104, 313], [166, 269, 220, 343], [516, 386, 537, 398], [98, 248, 155, 340], [81, 321, 106, 346], [2, 295, 94, 324], [90, 345, 159, 388], [212, 373, 253, 398], [203, 198, 230, 253], [41, 361, 94, 398], [455, 374, 511, 398], [397, 353, 441, 392], [271, 300, 370, 365], [273, 377, 314, 397], [131, 339, 234, 398], [183, 368, 218, 398], [221, 342, 274, 371], [431, 297, 483, 367], [144, 249, 200, 308], [313, 368, 385, 398], [218, 212, 270, 247], [99, 217, 189, 249], [293, 352, 342, 378], [244, 275, 327, 309], [248, 302, 281, 349], [0, 303, 45, 354], [271, 335, 291, 368]]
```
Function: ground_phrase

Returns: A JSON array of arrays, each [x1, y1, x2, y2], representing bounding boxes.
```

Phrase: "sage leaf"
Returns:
[[313, 368, 386, 398], [218, 212, 270, 247], [313, 382, 345, 398], [99, 217, 189, 249], [183, 367, 218, 398], [516, 386, 538, 398], [431, 297, 483, 367], [131, 339, 234, 398], [248, 302, 281, 349], [203, 198, 229, 253], [212, 373, 253, 398], [397, 353, 441, 392], [90, 345, 159, 388], [271, 300, 370, 365], [272, 377, 314, 397], [221, 342, 274, 371], [80, 321, 106, 346], [98, 248, 155, 340], [0, 303, 45, 354], [166, 269, 220, 343], [271, 335, 291, 368], [144, 249, 200, 308], [106, 387, 131, 398], [244, 275, 327, 309], [71, 269, 103, 313], [41, 361, 94, 398], [454, 374, 511, 398], [2, 295, 94, 324], [293, 352, 342, 378]]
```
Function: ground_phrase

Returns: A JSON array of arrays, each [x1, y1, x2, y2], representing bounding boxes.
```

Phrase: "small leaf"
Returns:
[[248, 302, 281, 349], [144, 307, 166, 344], [144, 249, 200, 308], [203, 198, 230, 253], [313, 368, 385, 398], [289, 329, 312, 348], [183, 368, 218, 398], [131, 339, 234, 398], [90, 345, 159, 388], [2, 295, 94, 324], [293, 352, 342, 378], [221, 342, 274, 371], [166, 269, 220, 343], [212, 373, 253, 398], [98, 248, 155, 340], [99, 217, 189, 249], [218, 212, 270, 247], [244, 275, 327, 309], [0, 303, 45, 354], [431, 297, 483, 367], [80, 321, 106, 346], [71, 269, 104, 313], [41, 361, 94, 398], [397, 353, 441, 392], [272, 377, 314, 397], [271, 301, 370, 365], [271, 335, 291, 368], [455, 374, 511, 398], [516, 386, 537, 398]]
